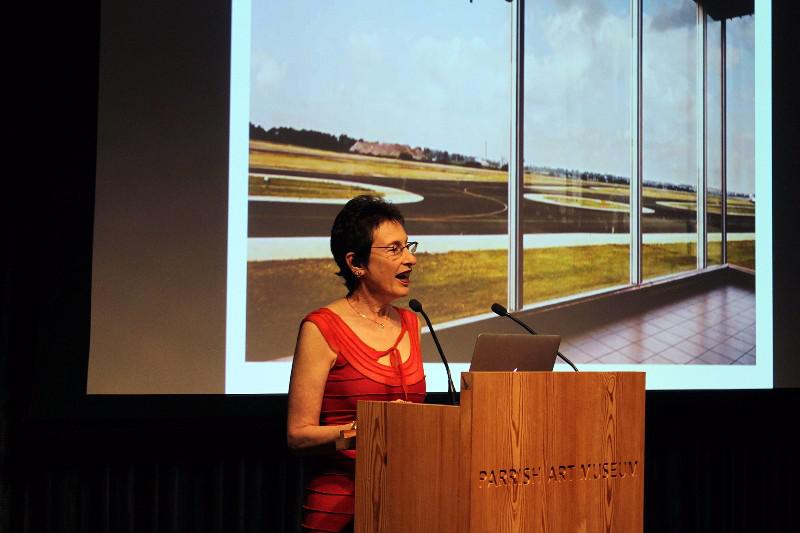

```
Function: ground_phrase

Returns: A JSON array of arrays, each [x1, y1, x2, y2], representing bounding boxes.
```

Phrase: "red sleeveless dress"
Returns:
[[301, 307, 427, 533]]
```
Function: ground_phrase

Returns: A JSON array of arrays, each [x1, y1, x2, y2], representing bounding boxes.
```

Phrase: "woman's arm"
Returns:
[[286, 320, 354, 451]]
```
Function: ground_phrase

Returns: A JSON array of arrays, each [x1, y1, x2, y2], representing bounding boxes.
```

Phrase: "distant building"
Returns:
[[349, 140, 425, 161]]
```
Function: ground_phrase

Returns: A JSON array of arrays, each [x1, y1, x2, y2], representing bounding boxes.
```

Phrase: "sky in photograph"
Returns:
[[249, 0, 755, 194]]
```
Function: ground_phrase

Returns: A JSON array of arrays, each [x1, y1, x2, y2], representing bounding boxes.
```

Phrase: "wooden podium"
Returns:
[[354, 371, 645, 533]]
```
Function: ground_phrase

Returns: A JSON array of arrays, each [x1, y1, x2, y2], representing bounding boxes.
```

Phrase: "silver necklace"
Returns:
[[346, 297, 386, 329]]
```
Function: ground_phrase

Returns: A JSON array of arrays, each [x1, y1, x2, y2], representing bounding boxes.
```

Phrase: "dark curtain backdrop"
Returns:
[[3, 1, 798, 532], [3, 392, 798, 533]]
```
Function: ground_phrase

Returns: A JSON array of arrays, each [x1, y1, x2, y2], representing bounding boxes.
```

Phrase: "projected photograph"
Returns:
[[242, 0, 755, 369], [245, 0, 510, 361]]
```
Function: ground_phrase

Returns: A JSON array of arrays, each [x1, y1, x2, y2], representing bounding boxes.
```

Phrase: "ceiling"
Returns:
[[697, 0, 754, 21]]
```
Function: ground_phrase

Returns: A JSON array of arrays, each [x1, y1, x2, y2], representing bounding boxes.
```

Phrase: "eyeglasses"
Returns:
[[371, 241, 418, 257]]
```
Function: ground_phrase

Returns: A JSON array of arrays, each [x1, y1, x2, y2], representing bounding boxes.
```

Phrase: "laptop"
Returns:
[[469, 333, 561, 372]]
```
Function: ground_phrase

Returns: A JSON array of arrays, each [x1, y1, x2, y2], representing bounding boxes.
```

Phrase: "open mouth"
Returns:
[[395, 271, 411, 283]]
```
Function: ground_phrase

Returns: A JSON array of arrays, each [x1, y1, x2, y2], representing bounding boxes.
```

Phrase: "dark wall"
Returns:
[[771, 0, 800, 388], [5, 392, 798, 533], [10, 399, 305, 533], [2, 1, 798, 532], [2, 1, 100, 530]]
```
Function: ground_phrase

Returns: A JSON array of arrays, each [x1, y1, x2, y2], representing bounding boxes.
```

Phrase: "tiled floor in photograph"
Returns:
[[559, 283, 756, 365]]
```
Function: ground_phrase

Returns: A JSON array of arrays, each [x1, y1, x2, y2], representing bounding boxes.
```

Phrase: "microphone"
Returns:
[[491, 303, 579, 372], [409, 299, 457, 405]]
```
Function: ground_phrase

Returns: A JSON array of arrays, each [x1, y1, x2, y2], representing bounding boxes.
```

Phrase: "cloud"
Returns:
[[551, 0, 609, 29], [347, 32, 381, 62], [726, 15, 755, 70], [253, 51, 286, 93], [523, 4, 631, 176], [246, 0, 754, 192], [649, 2, 695, 32]]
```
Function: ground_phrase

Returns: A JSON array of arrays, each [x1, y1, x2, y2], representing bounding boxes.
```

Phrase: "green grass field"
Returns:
[[536, 194, 631, 212], [246, 241, 754, 357], [656, 200, 755, 216], [250, 140, 508, 183], [249, 174, 382, 199], [250, 142, 755, 210]]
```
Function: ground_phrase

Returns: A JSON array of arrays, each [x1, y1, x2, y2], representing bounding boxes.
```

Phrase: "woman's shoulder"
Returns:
[[299, 304, 349, 356], [302, 301, 352, 339], [304, 299, 347, 320], [394, 305, 418, 321]]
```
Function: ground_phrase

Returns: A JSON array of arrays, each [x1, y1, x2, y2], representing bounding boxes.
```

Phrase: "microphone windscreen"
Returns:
[[491, 303, 508, 316], [408, 299, 423, 312]]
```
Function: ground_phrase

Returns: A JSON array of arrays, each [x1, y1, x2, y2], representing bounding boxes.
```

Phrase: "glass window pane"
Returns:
[[707, 16, 722, 265], [246, 1, 510, 360], [642, 0, 698, 280], [725, 14, 755, 270], [523, 0, 631, 306]]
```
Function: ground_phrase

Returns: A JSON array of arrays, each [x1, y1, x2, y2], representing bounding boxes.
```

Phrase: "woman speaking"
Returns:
[[287, 195, 427, 532]]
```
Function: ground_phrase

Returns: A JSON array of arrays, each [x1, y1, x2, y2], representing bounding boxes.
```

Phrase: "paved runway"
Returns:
[[247, 170, 755, 237]]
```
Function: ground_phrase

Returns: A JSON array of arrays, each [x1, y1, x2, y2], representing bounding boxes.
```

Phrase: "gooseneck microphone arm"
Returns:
[[409, 299, 457, 405], [491, 303, 579, 372]]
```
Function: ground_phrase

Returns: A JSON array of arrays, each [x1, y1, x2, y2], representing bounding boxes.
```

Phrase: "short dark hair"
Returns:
[[330, 195, 405, 294]]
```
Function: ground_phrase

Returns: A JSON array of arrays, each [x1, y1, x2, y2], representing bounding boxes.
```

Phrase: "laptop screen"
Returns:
[[469, 333, 561, 372]]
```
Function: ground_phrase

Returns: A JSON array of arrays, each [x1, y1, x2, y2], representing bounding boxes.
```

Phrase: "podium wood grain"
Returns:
[[461, 372, 645, 533], [355, 372, 644, 533], [355, 401, 461, 533]]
